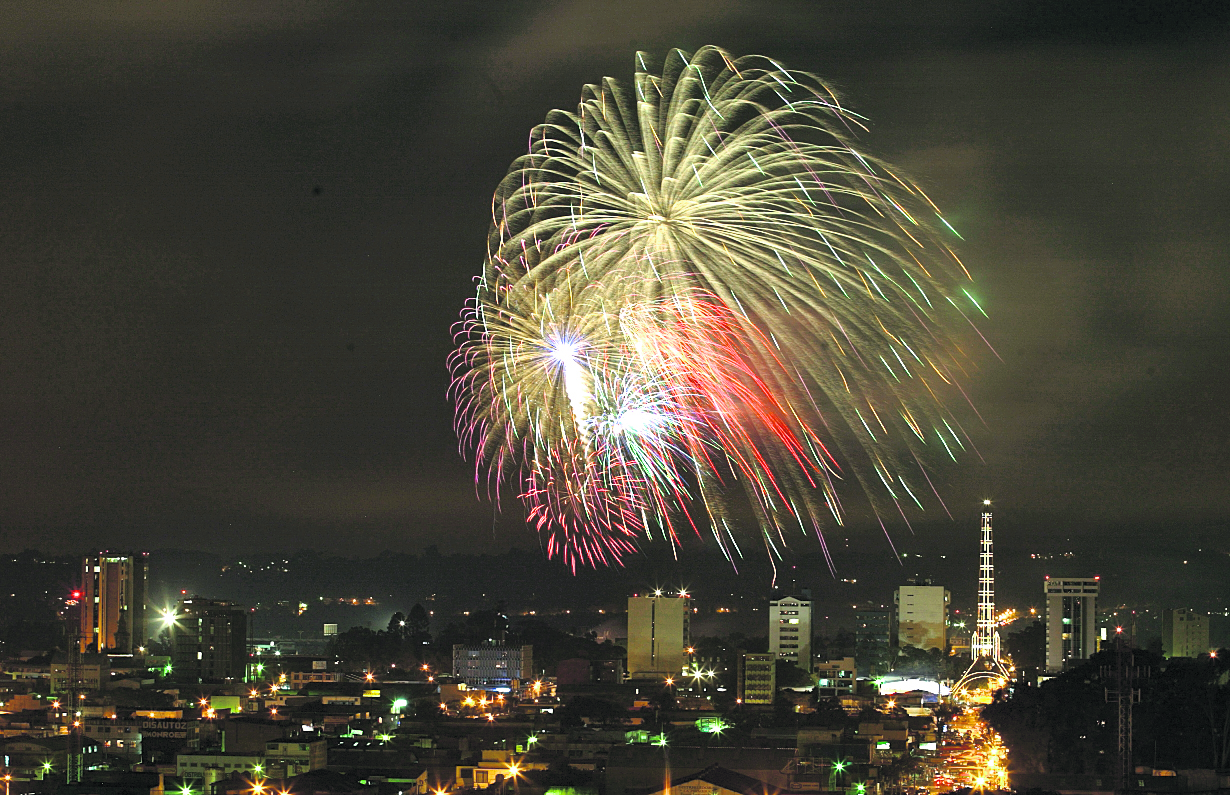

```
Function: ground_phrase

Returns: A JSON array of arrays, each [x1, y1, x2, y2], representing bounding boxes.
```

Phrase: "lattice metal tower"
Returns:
[[971, 500, 1000, 660]]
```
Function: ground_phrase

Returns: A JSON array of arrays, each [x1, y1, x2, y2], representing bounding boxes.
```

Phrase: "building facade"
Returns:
[[894, 581, 949, 651], [769, 596, 812, 668], [169, 597, 249, 682], [627, 592, 691, 678], [853, 605, 895, 676], [813, 657, 856, 699], [737, 652, 776, 705], [80, 552, 148, 654], [49, 652, 109, 693], [265, 738, 327, 777], [1044, 576, 1099, 673], [451, 645, 533, 689], [1161, 608, 1209, 659]]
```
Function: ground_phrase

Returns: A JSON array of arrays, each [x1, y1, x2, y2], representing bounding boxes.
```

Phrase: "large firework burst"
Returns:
[[450, 46, 984, 571]]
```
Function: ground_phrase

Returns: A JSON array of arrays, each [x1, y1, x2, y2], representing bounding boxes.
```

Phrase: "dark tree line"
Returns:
[[326, 603, 624, 676], [983, 645, 1230, 774]]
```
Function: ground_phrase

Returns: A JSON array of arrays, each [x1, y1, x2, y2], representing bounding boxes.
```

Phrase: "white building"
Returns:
[[895, 582, 949, 651], [769, 596, 812, 668], [451, 645, 533, 689], [1044, 576, 1099, 672], [627, 591, 691, 678], [1161, 608, 1210, 658]]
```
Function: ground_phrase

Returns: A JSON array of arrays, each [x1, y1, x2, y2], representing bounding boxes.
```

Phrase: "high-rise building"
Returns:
[[627, 591, 691, 678], [452, 645, 533, 689], [854, 604, 895, 676], [80, 552, 148, 654], [1044, 576, 1099, 673], [895, 580, 949, 650], [1161, 609, 1209, 659], [737, 652, 776, 705], [169, 597, 248, 682], [769, 595, 812, 668]]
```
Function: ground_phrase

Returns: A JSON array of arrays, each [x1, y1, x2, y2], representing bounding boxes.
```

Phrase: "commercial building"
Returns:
[[895, 580, 949, 651], [813, 657, 856, 699], [451, 645, 533, 689], [265, 738, 328, 777], [736, 653, 776, 705], [80, 552, 148, 654], [175, 750, 264, 785], [1044, 576, 1099, 673], [769, 596, 811, 668], [627, 592, 691, 678], [169, 597, 249, 683], [50, 652, 110, 693], [1161, 608, 1210, 659]]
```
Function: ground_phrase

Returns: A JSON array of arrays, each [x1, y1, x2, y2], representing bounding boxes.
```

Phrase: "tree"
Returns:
[[1004, 620, 1044, 677], [776, 659, 812, 688], [406, 604, 431, 658]]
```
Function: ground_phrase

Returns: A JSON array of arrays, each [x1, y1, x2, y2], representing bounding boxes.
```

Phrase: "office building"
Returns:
[[1044, 576, 1099, 673], [452, 644, 533, 689], [895, 580, 949, 651], [627, 591, 691, 678], [1161, 608, 1209, 659], [169, 597, 248, 682], [854, 604, 895, 676], [80, 552, 148, 654], [737, 652, 776, 705], [769, 595, 812, 668], [813, 656, 856, 699]]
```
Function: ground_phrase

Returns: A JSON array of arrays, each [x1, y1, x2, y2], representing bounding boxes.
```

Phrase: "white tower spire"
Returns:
[[971, 500, 1000, 660]]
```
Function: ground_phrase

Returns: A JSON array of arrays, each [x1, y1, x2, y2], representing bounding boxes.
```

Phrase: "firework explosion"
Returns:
[[450, 46, 985, 571]]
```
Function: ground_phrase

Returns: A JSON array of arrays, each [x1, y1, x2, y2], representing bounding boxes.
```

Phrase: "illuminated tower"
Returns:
[[971, 501, 1000, 660], [954, 501, 1009, 697]]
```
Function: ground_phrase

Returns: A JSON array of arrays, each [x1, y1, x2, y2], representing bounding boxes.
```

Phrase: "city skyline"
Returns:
[[0, 4, 1227, 566]]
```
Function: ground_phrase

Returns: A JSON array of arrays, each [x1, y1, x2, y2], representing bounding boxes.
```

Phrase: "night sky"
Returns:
[[2, 1, 1228, 561]]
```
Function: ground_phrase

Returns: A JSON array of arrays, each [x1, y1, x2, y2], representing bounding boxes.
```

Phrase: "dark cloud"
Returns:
[[0, 1, 1227, 557]]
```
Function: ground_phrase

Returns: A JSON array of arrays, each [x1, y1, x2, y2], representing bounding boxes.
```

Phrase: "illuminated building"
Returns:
[[1044, 576, 1099, 673], [812, 657, 855, 698], [1161, 608, 1209, 658], [79, 552, 148, 654], [736, 653, 776, 705], [627, 591, 691, 678], [769, 595, 812, 668], [894, 579, 949, 651], [451, 644, 532, 689], [168, 597, 249, 683]]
